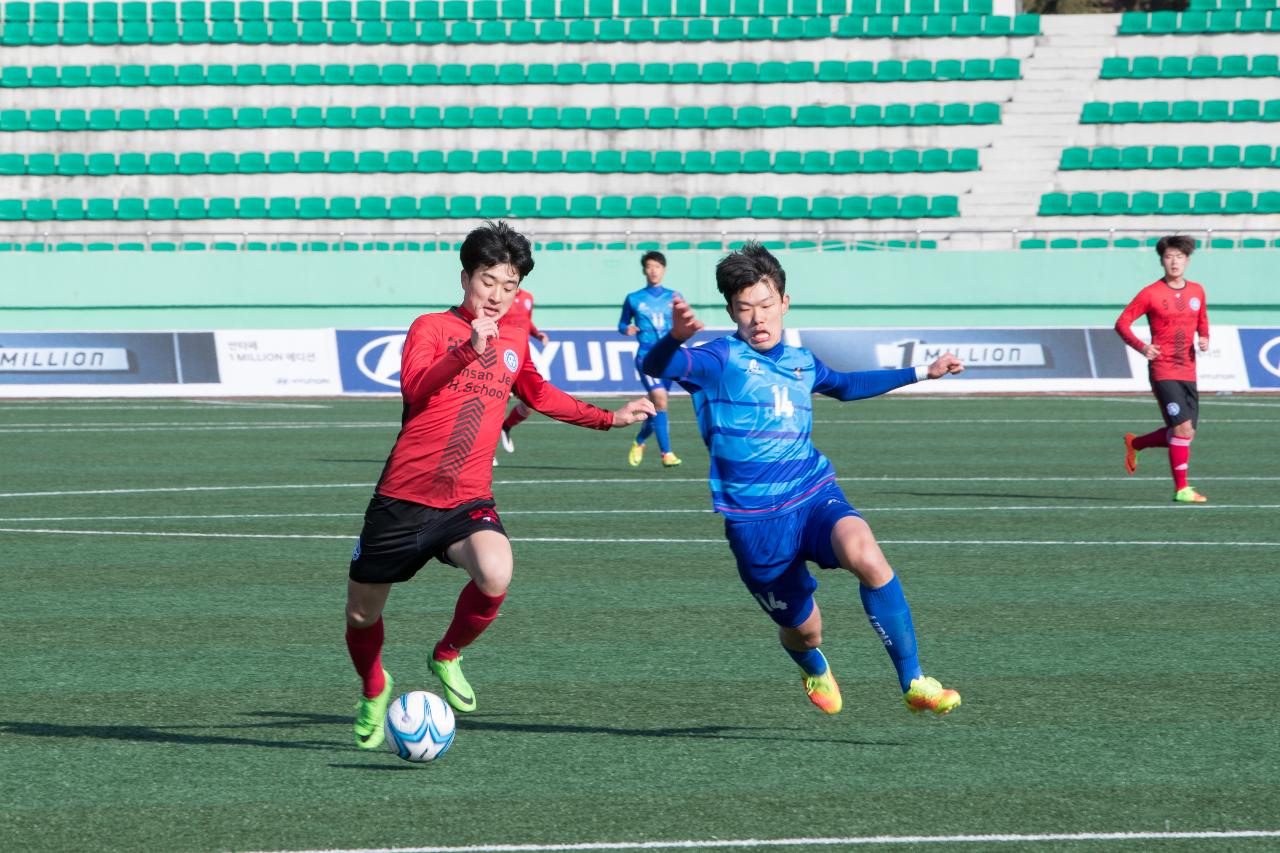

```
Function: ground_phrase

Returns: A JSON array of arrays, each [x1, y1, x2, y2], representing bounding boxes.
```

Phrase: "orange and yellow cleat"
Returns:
[[1123, 433, 1138, 475], [802, 667, 843, 715], [1174, 487, 1208, 503], [904, 676, 962, 716]]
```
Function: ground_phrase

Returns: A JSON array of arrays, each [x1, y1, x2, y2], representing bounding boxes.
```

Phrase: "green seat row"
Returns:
[[0, 102, 1001, 132], [0, 0, 1000, 22], [1100, 54, 1279, 80], [1021, 236, 1280, 249], [1188, 0, 1279, 9], [0, 237, 941, 253], [1039, 190, 1280, 216], [0, 194, 962, 221], [0, 57, 1019, 88], [1118, 9, 1280, 34], [0, 147, 980, 177], [1061, 145, 1280, 170], [0, 12, 1040, 43], [1080, 99, 1280, 124]]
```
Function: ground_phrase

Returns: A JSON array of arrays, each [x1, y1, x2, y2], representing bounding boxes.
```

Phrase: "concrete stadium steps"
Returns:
[[1092, 78, 1280, 101], [1056, 168, 1280, 193], [1073, 122, 1280, 147], [1111, 32, 1280, 58], [0, 170, 979, 198], [0, 125, 1004, 153], [0, 80, 1017, 109], [0, 33, 1036, 66], [1032, 213, 1280, 231]]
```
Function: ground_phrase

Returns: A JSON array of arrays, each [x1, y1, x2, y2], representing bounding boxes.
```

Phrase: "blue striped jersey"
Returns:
[[617, 285, 681, 357], [647, 334, 918, 520]]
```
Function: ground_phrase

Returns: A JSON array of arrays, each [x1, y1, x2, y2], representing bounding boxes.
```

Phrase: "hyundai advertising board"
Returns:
[[1240, 329, 1280, 389]]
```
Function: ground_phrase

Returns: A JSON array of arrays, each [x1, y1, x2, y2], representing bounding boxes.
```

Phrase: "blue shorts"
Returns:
[[635, 352, 674, 394], [723, 482, 862, 629]]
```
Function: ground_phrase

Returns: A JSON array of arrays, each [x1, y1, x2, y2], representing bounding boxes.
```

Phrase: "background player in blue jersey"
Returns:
[[618, 251, 683, 468], [642, 243, 964, 716]]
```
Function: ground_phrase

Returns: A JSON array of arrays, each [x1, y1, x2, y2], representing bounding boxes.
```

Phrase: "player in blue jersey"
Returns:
[[642, 243, 964, 716], [618, 251, 683, 468]]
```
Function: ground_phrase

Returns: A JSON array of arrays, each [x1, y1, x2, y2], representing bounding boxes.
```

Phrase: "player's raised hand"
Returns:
[[610, 397, 657, 427], [471, 317, 499, 354], [671, 298, 704, 341], [926, 352, 965, 379], [1143, 343, 1161, 361]]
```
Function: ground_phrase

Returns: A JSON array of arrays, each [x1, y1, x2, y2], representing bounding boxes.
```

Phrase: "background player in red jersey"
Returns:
[[1115, 235, 1211, 503], [344, 221, 655, 749], [498, 286, 549, 456]]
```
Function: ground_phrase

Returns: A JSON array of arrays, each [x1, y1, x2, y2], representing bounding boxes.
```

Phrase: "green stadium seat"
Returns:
[[146, 197, 178, 220], [950, 149, 978, 171], [1131, 57, 1159, 78], [1120, 146, 1150, 168], [1039, 193, 1068, 215], [1100, 57, 1128, 79], [1081, 102, 1109, 123], [1182, 145, 1210, 168], [1110, 101, 1141, 123], [1171, 101, 1200, 122], [1212, 145, 1243, 167], [1093, 147, 1121, 169], [1243, 144, 1274, 166], [1129, 192, 1159, 215], [1061, 147, 1090, 170]]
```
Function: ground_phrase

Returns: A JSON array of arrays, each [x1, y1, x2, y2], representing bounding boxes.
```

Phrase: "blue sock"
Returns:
[[653, 411, 671, 453], [635, 418, 653, 445], [859, 575, 923, 692], [784, 645, 828, 676]]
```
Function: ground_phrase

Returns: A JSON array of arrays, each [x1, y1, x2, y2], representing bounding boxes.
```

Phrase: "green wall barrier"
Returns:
[[3, 250, 1276, 331]]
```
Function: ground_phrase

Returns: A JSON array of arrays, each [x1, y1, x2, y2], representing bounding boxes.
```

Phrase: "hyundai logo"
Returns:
[[1260, 335, 1280, 379], [355, 334, 407, 388]]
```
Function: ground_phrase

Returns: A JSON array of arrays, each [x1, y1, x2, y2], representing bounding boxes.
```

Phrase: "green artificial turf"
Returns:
[[0, 395, 1277, 853]]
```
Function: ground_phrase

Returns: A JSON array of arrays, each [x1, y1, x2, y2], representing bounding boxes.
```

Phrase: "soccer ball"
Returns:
[[385, 691, 456, 762]]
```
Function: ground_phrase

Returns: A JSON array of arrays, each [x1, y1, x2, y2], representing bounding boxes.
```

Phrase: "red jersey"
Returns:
[[376, 306, 612, 508], [1115, 279, 1209, 383], [504, 288, 542, 339]]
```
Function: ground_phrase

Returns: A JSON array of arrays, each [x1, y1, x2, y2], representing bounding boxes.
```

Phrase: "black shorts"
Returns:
[[1152, 379, 1199, 428], [348, 494, 508, 584]]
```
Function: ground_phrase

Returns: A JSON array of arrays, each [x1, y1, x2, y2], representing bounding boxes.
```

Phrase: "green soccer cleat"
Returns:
[[353, 669, 394, 750], [801, 667, 843, 715], [1174, 486, 1207, 503], [628, 442, 645, 467], [429, 656, 477, 713], [904, 676, 961, 716]]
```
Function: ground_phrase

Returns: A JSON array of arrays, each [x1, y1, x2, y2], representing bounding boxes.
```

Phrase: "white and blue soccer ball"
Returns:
[[385, 690, 456, 762]]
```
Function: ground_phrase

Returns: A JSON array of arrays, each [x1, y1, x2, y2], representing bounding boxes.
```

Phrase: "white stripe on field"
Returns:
[[3, 503, 1279, 524], [239, 828, 1280, 853], [0, 528, 1276, 547], [5, 475, 1280, 500]]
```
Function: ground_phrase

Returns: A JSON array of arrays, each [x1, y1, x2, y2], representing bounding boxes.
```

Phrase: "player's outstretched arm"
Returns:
[[513, 350, 634, 431], [641, 298, 708, 379], [611, 397, 657, 427], [814, 352, 965, 402]]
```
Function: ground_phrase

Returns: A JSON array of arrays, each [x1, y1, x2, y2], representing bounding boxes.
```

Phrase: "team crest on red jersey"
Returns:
[[503, 349, 519, 372]]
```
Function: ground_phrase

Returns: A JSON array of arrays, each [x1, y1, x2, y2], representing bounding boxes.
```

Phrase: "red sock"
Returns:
[[502, 403, 530, 433], [345, 618, 386, 699], [1168, 435, 1192, 490], [1132, 427, 1169, 451], [433, 581, 506, 662]]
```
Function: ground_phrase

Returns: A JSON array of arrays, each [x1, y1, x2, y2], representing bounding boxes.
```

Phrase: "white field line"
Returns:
[[3, 503, 1280, 524], [0, 528, 1276, 547], [2, 418, 1277, 434], [6, 476, 1280, 500], [237, 828, 1280, 853]]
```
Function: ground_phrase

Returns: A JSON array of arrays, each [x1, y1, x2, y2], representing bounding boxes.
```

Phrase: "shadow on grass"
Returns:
[[0, 710, 348, 752], [0, 710, 903, 751]]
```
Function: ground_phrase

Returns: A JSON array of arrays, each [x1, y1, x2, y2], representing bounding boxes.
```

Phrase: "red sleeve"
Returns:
[[1198, 288, 1210, 338], [513, 342, 613, 430], [1114, 288, 1150, 353], [399, 316, 480, 403]]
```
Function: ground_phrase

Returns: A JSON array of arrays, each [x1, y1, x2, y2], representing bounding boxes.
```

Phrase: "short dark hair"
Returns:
[[460, 220, 534, 279], [640, 250, 667, 268], [715, 241, 786, 304], [1156, 235, 1196, 257]]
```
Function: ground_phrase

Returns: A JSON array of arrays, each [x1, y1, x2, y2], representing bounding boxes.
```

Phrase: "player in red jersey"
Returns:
[[1115, 235, 1211, 503], [344, 222, 655, 749], [498, 287, 549, 456]]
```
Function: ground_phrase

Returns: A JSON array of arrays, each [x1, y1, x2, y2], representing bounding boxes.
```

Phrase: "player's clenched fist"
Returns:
[[610, 397, 657, 427], [926, 352, 965, 379], [470, 317, 499, 354], [670, 297, 704, 342]]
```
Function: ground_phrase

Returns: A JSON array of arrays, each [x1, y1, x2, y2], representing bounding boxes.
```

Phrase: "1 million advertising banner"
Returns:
[[0, 326, 1268, 397]]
